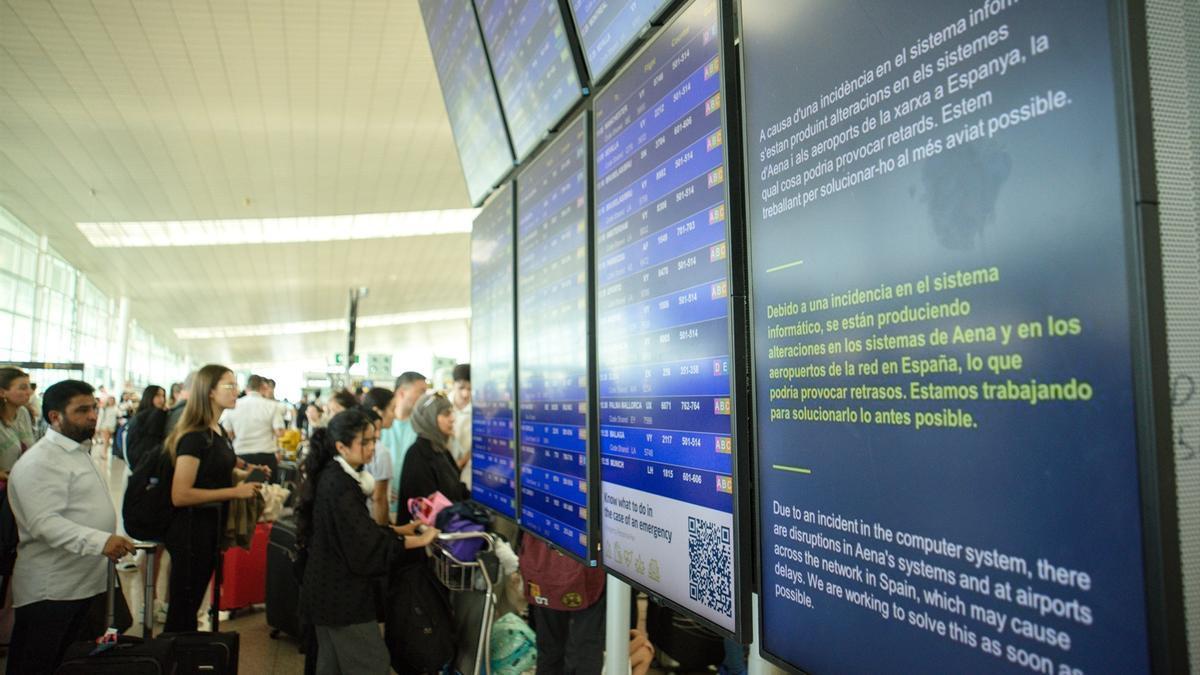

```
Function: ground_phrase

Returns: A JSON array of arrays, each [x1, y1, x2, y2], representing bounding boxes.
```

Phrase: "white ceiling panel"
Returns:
[[0, 0, 475, 367]]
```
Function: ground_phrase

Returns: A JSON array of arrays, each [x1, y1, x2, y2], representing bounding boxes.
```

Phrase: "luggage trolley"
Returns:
[[431, 531, 500, 675]]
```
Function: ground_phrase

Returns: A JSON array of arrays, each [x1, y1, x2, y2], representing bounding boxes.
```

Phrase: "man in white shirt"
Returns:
[[222, 374, 284, 480], [8, 379, 136, 674]]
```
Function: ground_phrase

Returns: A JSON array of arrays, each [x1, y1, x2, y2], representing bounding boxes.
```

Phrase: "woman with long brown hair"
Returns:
[[162, 364, 263, 632], [0, 367, 35, 483]]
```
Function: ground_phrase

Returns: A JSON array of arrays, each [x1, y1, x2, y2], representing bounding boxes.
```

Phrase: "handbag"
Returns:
[[407, 491, 453, 527], [435, 502, 492, 562], [438, 516, 486, 562]]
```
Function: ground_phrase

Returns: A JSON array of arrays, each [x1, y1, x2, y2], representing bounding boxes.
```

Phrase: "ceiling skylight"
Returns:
[[77, 209, 479, 248], [175, 307, 471, 340]]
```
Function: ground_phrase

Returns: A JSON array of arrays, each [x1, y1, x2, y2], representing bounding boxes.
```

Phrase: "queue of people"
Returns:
[[0, 361, 663, 675]]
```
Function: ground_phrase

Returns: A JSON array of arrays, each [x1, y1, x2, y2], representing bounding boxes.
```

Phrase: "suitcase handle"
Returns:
[[106, 542, 161, 634]]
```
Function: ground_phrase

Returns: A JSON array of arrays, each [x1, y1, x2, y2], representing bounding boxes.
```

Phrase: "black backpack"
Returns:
[[385, 563, 456, 675], [122, 443, 175, 541]]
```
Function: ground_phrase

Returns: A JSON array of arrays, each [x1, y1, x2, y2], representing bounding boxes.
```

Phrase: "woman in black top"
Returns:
[[398, 392, 469, 507], [162, 365, 266, 632], [298, 409, 437, 674], [125, 384, 167, 469]]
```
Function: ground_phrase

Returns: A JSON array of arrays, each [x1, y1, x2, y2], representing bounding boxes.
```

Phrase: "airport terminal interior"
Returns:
[[0, 0, 1198, 673]]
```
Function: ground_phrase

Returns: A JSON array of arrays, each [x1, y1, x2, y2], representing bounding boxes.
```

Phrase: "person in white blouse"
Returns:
[[7, 379, 135, 675]]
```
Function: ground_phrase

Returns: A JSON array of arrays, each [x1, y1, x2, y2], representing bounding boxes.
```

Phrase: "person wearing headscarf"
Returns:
[[396, 392, 468, 508]]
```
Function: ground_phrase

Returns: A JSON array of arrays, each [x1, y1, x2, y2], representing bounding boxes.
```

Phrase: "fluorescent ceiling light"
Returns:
[[77, 209, 479, 248], [175, 307, 471, 340]]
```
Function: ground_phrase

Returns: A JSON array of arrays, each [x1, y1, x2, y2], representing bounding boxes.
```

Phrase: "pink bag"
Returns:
[[407, 491, 453, 526]]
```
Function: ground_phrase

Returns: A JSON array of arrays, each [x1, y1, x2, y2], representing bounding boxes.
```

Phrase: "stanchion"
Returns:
[[605, 575, 631, 674]]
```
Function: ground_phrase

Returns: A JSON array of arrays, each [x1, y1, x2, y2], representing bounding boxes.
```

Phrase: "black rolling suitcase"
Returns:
[[56, 556, 176, 674], [158, 507, 241, 674], [266, 515, 303, 639], [157, 631, 239, 675], [57, 636, 176, 674]]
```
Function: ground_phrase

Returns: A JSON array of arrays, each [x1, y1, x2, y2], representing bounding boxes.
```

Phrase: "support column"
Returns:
[[606, 575, 631, 675], [30, 236, 49, 359], [71, 271, 84, 360], [110, 296, 130, 392]]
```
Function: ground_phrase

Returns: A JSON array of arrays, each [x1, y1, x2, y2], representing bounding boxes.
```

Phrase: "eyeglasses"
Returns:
[[218, 383, 238, 390]]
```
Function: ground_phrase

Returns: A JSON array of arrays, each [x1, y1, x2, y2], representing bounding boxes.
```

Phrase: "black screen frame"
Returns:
[[513, 108, 603, 565], [563, 0, 685, 89], [471, 181, 520, 526], [472, 0, 590, 165], [419, 0, 517, 208], [591, 0, 752, 642], [734, 0, 1188, 671]]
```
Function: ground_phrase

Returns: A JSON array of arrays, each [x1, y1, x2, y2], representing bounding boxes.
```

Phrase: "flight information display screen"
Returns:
[[593, 0, 739, 633], [470, 183, 517, 520], [419, 0, 514, 206], [743, 0, 1158, 672], [567, 0, 673, 84], [475, 0, 584, 162], [516, 113, 593, 562]]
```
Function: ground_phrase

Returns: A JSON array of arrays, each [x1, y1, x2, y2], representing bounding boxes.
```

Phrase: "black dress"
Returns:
[[300, 462, 405, 627], [163, 429, 236, 632], [398, 437, 469, 507]]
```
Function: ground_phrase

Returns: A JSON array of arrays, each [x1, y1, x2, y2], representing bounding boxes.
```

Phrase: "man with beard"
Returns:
[[7, 380, 136, 674]]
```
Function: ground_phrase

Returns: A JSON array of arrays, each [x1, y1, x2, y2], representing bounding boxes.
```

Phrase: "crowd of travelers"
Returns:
[[0, 362, 681, 675]]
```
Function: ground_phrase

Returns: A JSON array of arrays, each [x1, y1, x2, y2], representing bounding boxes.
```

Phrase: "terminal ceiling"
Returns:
[[0, 0, 475, 369]]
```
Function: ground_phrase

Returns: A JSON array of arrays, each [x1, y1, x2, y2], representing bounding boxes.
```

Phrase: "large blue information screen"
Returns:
[[593, 0, 738, 633], [475, 0, 583, 162], [471, 184, 517, 520], [744, 1, 1154, 672], [566, 0, 672, 83], [419, 0, 514, 206], [516, 113, 593, 561]]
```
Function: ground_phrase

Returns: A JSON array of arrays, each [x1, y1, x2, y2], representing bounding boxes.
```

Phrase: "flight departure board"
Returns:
[[566, 0, 673, 84], [474, 0, 584, 162], [419, 0, 514, 206], [593, 0, 742, 635], [516, 112, 595, 562], [471, 183, 517, 520]]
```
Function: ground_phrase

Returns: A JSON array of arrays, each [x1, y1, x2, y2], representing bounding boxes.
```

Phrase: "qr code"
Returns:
[[687, 516, 733, 617]]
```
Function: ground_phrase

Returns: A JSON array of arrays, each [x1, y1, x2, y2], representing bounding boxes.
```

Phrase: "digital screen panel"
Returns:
[[475, 0, 584, 162], [566, 0, 673, 84], [470, 183, 517, 520], [593, 0, 739, 633], [743, 1, 1156, 672], [419, 0, 514, 206], [516, 113, 593, 561]]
